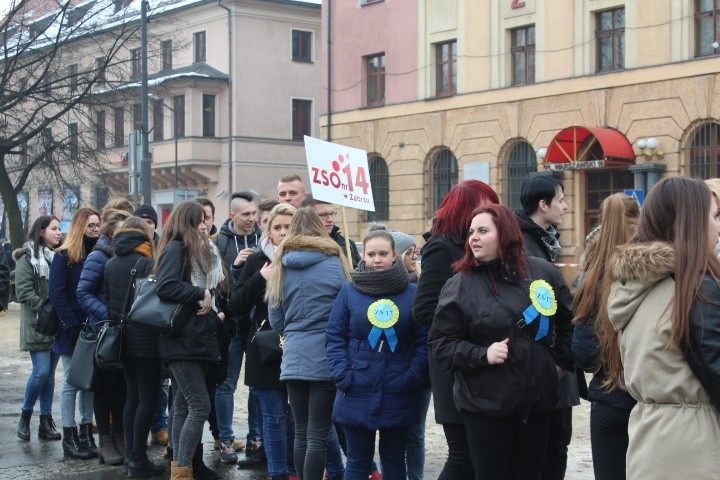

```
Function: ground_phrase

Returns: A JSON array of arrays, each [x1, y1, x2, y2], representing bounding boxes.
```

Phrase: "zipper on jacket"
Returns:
[[377, 339, 384, 353]]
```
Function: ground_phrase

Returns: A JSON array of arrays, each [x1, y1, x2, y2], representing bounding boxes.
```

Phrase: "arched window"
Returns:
[[428, 148, 458, 216], [505, 141, 537, 210], [688, 121, 720, 179], [367, 154, 389, 221]]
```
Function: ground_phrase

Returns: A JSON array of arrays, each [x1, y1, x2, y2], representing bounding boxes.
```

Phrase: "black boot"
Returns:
[[127, 452, 166, 478], [78, 423, 98, 457], [192, 443, 219, 480], [17, 410, 31, 441], [63, 427, 94, 460], [38, 414, 61, 440]]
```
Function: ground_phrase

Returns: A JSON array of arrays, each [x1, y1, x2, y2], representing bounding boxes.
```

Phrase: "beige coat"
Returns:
[[607, 242, 720, 479]]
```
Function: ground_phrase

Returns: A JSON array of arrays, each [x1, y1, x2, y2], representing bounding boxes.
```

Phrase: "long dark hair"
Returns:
[[28, 215, 61, 256], [157, 201, 208, 270]]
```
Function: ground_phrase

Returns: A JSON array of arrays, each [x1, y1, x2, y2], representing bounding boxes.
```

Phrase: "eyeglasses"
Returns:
[[317, 211, 337, 219], [406, 248, 419, 257], [87, 223, 100, 229]]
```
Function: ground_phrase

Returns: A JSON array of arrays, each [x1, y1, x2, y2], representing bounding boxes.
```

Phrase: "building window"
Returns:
[[96, 57, 106, 84], [133, 103, 142, 131], [366, 54, 385, 106], [68, 63, 78, 93], [292, 99, 312, 140], [596, 7, 625, 72], [428, 148, 459, 215], [173, 95, 185, 137], [505, 142, 537, 209], [96, 111, 106, 149], [153, 99, 164, 141], [695, 0, 720, 56], [194, 31, 206, 63], [511, 25, 535, 85], [435, 40, 457, 96], [366, 155, 389, 221], [42, 127, 53, 162], [585, 169, 634, 235], [114, 106, 124, 148], [114, 0, 131, 13], [202, 94, 215, 137], [161, 40, 172, 71], [20, 142, 28, 165], [292, 30, 312, 62], [689, 121, 720, 179], [131, 48, 141, 79], [68, 123, 79, 160]]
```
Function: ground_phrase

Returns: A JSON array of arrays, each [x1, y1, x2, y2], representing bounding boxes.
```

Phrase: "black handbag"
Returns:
[[67, 324, 100, 391], [252, 319, 282, 365], [35, 298, 60, 336], [128, 274, 194, 335]]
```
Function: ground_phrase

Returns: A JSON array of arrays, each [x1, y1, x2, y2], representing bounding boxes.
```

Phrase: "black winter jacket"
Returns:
[[412, 232, 466, 424], [429, 257, 574, 421], [330, 225, 361, 268], [156, 240, 221, 364], [104, 229, 157, 359], [687, 274, 720, 413], [230, 250, 282, 390]]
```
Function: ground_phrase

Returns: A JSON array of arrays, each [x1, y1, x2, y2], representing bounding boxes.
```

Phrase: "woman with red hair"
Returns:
[[412, 180, 499, 480], [429, 204, 574, 480]]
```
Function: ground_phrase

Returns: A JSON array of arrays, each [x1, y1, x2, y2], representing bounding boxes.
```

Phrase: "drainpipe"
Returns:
[[326, 0, 332, 141], [219, 0, 233, 193]]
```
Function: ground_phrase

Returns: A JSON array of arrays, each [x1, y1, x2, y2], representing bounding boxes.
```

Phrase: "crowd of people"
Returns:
[[9, 172, 720, 480]]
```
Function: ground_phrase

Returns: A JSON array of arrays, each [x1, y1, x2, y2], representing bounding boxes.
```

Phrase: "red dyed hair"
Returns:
[[454, 203, 527, 278], [431, 180, 499, 241]]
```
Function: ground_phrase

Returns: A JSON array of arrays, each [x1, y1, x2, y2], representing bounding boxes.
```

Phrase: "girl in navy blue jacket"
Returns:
[[326, 229, 428, 480]]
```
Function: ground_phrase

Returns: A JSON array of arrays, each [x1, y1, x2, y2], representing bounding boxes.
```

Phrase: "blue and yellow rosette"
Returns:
[[367, 299, 400, 352], [522, 279, 557, 341]]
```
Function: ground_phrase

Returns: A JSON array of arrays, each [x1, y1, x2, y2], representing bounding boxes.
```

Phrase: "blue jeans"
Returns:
[[256, 388, 296, 476], [406, 387, 432, 480], [170, 361, 211, 467], [326, 424, 345, 477], [23, 350, 60, 415], [60, 355, 93, 427], [343, 424, 410, 480], [151, 378, 170, 432]]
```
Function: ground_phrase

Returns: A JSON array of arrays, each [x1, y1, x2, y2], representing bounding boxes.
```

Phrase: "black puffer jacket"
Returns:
[[156, 240, 220, 364], [330, 225, 361, 268], [412, 232, 465, 424], [104, 229, 156, 359], [230, 250, 282, 390], [429, 257, 574, 421]]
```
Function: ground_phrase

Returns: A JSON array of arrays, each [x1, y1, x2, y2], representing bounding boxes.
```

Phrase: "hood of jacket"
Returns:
[[218, 219, 261, 249], [281, 235, 343, 270], [607, 242, 675, 332], [12, 245, 30, 262], [113, 228, 152, 256]]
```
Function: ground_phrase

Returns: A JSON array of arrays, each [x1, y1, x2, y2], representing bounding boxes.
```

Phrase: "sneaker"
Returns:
[[219, 440, 238, 463], [369, 472, 383, 480], [151, 429, 169, 446], [245, 436, 262, 456]]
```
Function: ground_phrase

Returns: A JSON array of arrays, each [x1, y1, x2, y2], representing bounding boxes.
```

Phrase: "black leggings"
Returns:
[[94, 368, 126, 435], [463, 411, 551, 480], [123, 356, 161, 456], [590, 402, 630, 480], [438, 423, 475, 480]]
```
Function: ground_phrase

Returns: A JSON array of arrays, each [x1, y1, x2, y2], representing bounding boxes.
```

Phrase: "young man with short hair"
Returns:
[[257, 199, 279, 232], [277, 174, 307, 209], [195, 197, 219, 239]]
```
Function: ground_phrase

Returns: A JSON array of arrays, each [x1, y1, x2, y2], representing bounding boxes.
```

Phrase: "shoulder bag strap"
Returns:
[[120, 257, 148, 323]]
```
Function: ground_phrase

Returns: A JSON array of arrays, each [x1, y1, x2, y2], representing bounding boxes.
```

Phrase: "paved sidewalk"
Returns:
[[0, 307, 593, 479]]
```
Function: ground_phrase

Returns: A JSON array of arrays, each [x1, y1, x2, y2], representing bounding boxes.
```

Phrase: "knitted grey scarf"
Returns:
[[350, 258, 409, 296]]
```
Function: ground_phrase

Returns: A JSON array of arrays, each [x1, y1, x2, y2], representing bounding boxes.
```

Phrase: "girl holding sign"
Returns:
[[326, 228, 428, 480], [429, 203, 573, 480]]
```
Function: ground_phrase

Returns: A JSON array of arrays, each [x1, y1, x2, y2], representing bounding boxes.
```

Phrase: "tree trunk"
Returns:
[[0, 154, 24, 247]]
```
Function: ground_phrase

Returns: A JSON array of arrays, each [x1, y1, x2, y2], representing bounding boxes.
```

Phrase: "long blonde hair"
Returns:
[[265, 207, 349, 307], [262, 203, 297, 241], [55, 207, 101, 263]]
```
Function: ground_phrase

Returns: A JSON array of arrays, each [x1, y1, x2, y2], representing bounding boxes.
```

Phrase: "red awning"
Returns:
[[545, 126, 635, 166]]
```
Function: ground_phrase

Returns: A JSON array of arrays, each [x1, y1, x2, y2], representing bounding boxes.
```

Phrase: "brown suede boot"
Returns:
[[170, 463, 193, 480], [98, 433, 124, 465]]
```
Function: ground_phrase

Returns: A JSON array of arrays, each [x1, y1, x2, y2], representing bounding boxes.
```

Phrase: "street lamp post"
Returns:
[[149, 94, 179, 189]]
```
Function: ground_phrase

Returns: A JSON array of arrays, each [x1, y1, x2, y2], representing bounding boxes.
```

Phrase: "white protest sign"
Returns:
[[304, 136, 375, 212]]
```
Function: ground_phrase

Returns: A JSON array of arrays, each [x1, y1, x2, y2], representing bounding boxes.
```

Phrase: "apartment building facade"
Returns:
[[323, 0, 720, 263]]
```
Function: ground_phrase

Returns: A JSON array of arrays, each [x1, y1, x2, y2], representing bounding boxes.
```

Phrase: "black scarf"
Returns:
[[350, 258, 409, 296], [83, 235, 98, 257]]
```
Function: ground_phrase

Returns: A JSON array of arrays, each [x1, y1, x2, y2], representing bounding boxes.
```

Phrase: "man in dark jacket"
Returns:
[[213, 191, 262, 463], [514, 174, 577, 480], [301, 195, 361, 268]]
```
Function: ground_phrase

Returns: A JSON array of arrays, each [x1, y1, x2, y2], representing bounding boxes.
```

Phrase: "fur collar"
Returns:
[[280, 235, 343, 257], [610, 241, 675, 283]]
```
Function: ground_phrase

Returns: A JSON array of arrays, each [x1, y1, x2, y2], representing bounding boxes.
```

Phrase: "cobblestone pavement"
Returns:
[[0, 306, 594, 479]]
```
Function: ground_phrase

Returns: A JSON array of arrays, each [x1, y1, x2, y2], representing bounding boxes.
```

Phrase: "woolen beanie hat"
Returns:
[[134, 204, 158, 227], [389, 230, 416, 254]]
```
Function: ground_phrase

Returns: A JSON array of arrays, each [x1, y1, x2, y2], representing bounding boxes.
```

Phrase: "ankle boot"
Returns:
[[17, 410, 31, 441], [127, 452, 166, 478], [78, 423, 98, 457], [111, 431, 126, 459], [63, 426, 94, 459], [170, 463, 193, 480], [38, 414, 61, 440], [192, 443, 219, 480], [98, 433, 124, 465]]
